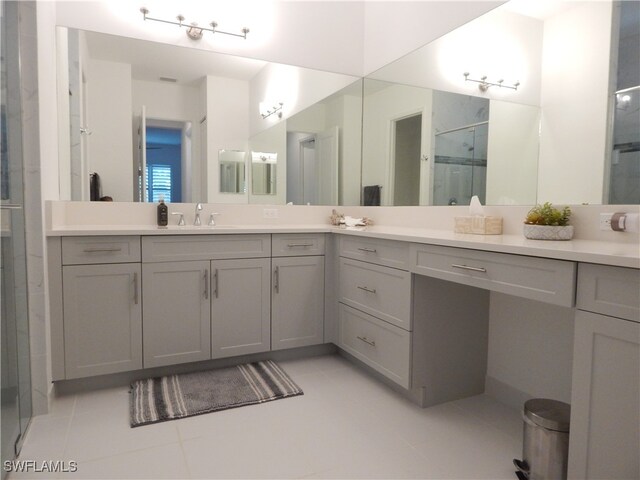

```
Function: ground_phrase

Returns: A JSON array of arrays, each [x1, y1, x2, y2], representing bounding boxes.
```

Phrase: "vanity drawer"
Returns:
[[339, 258, 411, 330], [272, 233, 325, 257], [142, 234, 270, 262], [577, 263, 640, 322], [410, 244, 576, 307], [338, 303, 411, 389], [339, 235, 410, 270], [62, 236, 141, 265]]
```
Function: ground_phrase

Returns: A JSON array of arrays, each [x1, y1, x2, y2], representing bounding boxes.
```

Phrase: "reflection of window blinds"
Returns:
[[145, 165, 172, 202]]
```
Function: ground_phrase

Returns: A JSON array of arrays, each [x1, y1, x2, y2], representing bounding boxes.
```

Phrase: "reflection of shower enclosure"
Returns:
[[433, 122, 488, 206]]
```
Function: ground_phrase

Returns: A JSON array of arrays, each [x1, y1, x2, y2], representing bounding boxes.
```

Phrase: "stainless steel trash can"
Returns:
[[513, 398, 571, 480]]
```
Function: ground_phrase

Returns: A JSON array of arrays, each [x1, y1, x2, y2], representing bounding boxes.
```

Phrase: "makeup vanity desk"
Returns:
[[46, 224, 639, 480]]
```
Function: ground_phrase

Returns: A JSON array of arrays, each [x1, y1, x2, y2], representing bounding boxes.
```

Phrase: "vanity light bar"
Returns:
[[463, 73, 520, 92], [140, 8, 250, 40], [260, 103, 284, 120]]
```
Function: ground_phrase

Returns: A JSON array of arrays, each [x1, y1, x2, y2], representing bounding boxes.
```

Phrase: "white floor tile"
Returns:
[[15, 354, 523, 480]]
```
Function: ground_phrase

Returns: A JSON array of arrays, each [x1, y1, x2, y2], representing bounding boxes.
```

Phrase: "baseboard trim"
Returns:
[[484, 375, 533, 412], [53, 344, 337, 396]]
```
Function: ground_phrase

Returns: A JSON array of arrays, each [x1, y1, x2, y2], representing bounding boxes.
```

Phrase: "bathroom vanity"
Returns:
[[46, 220, 639, 479]]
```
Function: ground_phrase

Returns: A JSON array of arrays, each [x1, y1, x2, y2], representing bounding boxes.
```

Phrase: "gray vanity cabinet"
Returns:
[[271, 238, 325, 350], [569, 264, 640, 479], [142, 261, 211, 368], [210, 258, 271, 359]]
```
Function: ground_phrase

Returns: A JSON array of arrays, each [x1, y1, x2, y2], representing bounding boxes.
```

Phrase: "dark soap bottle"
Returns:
[[157, 195, 168, 226]]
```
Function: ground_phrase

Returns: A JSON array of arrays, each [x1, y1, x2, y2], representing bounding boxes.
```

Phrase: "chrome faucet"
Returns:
[[194, 203, 203, 226]]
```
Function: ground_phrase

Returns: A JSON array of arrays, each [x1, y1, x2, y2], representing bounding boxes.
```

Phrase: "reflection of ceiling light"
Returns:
[[463, 72, 520, 92], [260, 102, 283, 119], [140, 7, 250, 41], [616, 93, 632, 110]]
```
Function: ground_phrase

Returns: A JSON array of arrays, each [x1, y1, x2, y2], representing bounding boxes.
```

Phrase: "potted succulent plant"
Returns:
[[523, 202, 573, 240]]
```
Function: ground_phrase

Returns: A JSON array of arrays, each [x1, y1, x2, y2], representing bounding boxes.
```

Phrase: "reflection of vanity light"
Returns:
[[251, 152, 277, 164], [140, 8, 250, 40], [259, 102, 284, 119], [616, 93, 632, 109], [463, 72, 520, 92]]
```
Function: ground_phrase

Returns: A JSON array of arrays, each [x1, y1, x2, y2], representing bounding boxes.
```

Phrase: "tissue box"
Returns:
[[454, 216, 503, 235]]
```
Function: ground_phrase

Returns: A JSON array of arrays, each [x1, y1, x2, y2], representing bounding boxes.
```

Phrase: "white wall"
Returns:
[[132, 79, 202, 202], [363, 1, 504, 76], [85, 59, 133, 201], [537, 1, 613, 205], [206, 75, 250, 204], [487, 293, 575, 407], [486, 100, 539, 205]]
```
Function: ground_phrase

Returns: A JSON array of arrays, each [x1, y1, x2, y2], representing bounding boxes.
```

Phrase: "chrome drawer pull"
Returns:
[[357, 285, 377, 294], [287, 243, 313, 247], [357, 336, 376, 347], [274, 266, 279, 293], [451, 264, 487, 273], [213, 269, 218, 298], [133, 273, 139, 305], [357, 247, 377, 253], [83, 247, 122, 253], [204, 270, 209, 300]]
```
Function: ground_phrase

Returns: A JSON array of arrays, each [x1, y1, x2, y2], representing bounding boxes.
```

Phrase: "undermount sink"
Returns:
[[164, 224, 240, 230]]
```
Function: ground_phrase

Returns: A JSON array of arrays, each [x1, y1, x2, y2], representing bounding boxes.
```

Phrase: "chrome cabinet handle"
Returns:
[[83, 247, 122, 253], [213, 269, 218, 298], [451, 264, 487, 273], [133, 272, 139, 305], [287, 243, 313, 248], [357, 336, 376, 347], [0, 203, 22, 209], [357, 285, 377, 294], [171, 212, 185, 226], [204, 270, 209, 299], [357, 247, 377, 253], [274, 266, 279, 293]]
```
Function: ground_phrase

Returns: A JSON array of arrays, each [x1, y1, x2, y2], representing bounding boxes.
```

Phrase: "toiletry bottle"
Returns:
[[157, 194, 168, 226]]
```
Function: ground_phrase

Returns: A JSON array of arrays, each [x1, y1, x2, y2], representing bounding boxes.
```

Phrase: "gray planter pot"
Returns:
[[523, 224, 574, 240]]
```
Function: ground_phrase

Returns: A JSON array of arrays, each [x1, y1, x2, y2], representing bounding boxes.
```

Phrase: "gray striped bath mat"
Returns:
[[130, 360, 303, 427]]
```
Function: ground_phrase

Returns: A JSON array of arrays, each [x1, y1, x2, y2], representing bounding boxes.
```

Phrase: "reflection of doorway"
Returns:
[[286, 127, 339, 205], [136, 111, 191, 202], [391, 114, 422, 206]]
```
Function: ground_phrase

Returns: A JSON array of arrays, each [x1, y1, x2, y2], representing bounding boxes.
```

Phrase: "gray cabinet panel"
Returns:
[[211, 258, 271, 359], [142, 261, 211, 368], [410, 243, 576, 307], [272, 233, 326, 257], [63, 263, 142, 379], [142, 234, 270, 262], [577, 263, 640, 322], [272, 256, 325, 350], [339, 258, 411, 331], [339, 235, 410, 269], [62, 236, 141, 265], [569, 310, 639, 479]]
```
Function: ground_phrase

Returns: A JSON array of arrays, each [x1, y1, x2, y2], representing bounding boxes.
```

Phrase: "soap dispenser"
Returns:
[[157, 194, 168, 226]]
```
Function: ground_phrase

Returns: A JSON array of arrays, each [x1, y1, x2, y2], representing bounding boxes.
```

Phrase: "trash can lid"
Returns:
[[524, 398, 571, 432]]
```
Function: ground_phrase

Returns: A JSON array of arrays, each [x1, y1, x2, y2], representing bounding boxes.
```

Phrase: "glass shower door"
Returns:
[[1, 0, 33, 471]]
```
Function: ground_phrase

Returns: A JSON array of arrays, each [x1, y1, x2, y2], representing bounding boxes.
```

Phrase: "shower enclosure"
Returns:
[[1, 1, 33, 474], [432, 122, 488, 206]]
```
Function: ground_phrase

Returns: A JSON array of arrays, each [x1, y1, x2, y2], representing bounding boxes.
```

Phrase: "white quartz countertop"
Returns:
[[46, 224, 640, 268]]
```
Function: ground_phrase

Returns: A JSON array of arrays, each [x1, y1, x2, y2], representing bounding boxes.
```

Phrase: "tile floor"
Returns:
[[12, 354, 522, 479]]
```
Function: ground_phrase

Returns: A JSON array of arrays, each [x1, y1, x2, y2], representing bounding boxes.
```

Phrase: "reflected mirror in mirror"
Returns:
[[251, 152, 277, 195], [218, 150, 246, 194], [366, 0, 639, 205]]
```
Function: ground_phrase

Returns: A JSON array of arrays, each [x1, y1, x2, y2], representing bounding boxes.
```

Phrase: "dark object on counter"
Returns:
[[100, 196, 113, 201], [157, 196, 168, 226], [89, 172, 101, 201], [363, 185, 381, 206]]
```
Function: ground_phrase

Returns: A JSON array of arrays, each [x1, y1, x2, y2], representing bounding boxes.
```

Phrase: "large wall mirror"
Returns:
[[57, 0, 638, 207]]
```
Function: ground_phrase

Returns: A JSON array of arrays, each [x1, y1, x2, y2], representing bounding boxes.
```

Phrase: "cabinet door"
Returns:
[[211, 258, 271, 359], [143, 261, 211, 368], [272, 256, 325, 350], [569, 310, 639, 479], [63, 263, 142, 379]]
